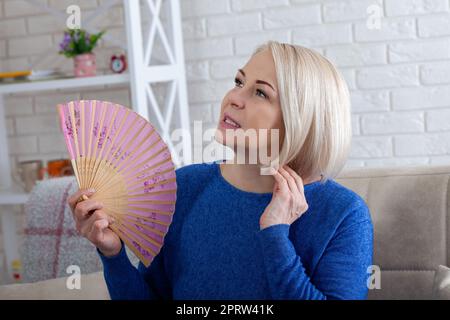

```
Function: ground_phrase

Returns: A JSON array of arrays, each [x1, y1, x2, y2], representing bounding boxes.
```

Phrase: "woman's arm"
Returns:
[[256, 216, 373, 300], [98, 241, 172, 300], [97, 168, 189, 300]]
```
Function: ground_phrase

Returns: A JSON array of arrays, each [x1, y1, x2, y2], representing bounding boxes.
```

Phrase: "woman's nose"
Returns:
[[229, 92, 246, 109], [231, 100, 244, 110]]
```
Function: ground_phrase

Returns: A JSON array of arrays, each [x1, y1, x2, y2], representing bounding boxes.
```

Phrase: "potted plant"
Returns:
[[59, 29, 105, 77]]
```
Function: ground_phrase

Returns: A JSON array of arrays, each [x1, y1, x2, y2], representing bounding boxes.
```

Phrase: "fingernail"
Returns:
[[87, 188, 95, 193]]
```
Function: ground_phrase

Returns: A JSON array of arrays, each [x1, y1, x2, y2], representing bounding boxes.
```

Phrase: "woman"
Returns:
[[68, 41, 373, 300]]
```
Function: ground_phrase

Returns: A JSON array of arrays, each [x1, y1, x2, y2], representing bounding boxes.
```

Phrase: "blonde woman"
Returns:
[[68, 41, 373, 300]]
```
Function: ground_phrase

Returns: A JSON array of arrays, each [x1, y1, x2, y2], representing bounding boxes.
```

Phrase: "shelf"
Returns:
[[0, 73, 130, 94]]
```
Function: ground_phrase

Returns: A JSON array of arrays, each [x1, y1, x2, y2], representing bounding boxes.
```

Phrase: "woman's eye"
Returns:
[[256, 89, 267, 99], [234, 78, 267, 99]]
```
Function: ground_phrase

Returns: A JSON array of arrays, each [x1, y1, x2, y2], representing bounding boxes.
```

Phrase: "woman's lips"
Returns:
[[221, 113, 241, 129], [220, 119, 241, 130]]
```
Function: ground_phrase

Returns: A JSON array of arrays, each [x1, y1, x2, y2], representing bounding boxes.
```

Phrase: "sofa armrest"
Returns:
[[0, 272, 110, 300]]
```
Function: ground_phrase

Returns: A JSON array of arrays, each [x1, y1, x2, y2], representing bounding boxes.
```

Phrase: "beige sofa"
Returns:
[[0, 164, 449, 300], [0, 271, 109, 300]]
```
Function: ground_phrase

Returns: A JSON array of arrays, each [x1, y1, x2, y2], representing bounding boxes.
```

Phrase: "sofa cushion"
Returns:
[[336, 165, 450, 299], [432, 265, 450, 300], [0, 272, 109, 300]]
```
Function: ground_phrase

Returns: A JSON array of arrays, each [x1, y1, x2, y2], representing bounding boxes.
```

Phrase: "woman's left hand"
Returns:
[[259, 165, 309, 230]]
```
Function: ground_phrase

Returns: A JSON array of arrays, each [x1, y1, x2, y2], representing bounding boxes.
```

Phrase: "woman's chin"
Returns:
[[214, 126, 232, 145], [214, 132, 233, 149]]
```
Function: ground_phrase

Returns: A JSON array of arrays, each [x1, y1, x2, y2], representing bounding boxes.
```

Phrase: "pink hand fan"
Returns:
[[57, 100, 177, 267]]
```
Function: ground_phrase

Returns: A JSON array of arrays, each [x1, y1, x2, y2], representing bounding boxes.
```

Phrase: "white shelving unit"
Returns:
[[0, 0, 191, 283], [0, 74, 130, 95]]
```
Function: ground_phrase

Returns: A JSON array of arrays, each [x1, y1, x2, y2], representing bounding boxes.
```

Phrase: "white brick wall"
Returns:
[[323, 0, 382, 22], [427, 109, 450, 131], [3, 0, 48, 17], [263, 4, 320, 29], [0, 18, 27, 38], [207, 12, 261, 37], [388, 38, 450, 63], [2, 0, 450, 182], [421, 61, 450, 84], [0, 0, 131, 181], [392, 85, 450, 109], [356, 65, 419, 89], [325, 43, 386, 67], [418, 13, 450, 37], [384, 0, 449, 16], [361, 112, 425, 134], [293, 23, 352, 47]]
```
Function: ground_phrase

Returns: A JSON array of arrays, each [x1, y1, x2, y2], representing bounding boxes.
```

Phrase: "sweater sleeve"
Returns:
[[256, 208, 373, 300], [98, 241, 172, 300]]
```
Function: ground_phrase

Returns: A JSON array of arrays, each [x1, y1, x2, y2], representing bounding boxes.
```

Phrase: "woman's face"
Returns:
[[215, 48, 285, 164]]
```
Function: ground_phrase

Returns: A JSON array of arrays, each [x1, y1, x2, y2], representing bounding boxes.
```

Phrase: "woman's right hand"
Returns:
[[68, 189, 122, 257]]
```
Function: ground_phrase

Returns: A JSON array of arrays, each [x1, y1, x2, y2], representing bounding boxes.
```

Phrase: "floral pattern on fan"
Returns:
[[57, 100, 177, 267]]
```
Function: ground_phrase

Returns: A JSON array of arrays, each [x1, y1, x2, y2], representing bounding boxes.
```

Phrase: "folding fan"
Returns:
[[57, 100, 177, 267]]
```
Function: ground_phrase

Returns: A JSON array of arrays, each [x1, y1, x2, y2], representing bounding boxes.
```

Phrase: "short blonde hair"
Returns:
[[253, 41, 352, 183]]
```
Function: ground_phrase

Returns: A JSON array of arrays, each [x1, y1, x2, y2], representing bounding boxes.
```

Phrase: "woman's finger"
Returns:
[[88, 219, 109, 245], [79, 209, 106, 237], [279, 165, 299, 195], [68, 188, 96, 212], [283, 165, 305, 194], [84, 209, 109, 239], [271, 168, 289, 193], [281, 166, 309, 216], [73, 199, 103, 222]]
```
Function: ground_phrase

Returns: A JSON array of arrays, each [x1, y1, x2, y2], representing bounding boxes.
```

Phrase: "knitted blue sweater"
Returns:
[[98, 161, 373, 300]]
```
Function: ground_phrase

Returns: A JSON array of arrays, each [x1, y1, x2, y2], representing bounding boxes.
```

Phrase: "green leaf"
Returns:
[[59, 28, 106, 57]]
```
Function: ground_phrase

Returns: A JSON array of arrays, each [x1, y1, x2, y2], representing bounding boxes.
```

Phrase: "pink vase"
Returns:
[[74, 53, 96, 77]]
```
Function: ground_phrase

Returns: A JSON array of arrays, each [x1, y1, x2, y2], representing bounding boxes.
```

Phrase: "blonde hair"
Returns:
[[253, 41, 352, 183]]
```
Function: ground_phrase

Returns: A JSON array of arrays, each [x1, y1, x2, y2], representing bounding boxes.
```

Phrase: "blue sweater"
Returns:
[[98, 161, 373, 300]]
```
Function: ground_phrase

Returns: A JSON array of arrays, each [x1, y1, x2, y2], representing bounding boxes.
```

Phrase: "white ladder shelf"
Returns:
[[0, 0, 191, 284]]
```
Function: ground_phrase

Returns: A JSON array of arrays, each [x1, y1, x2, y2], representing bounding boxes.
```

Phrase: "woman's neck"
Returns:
[[220, 161, 274, 193], [219, 160, 322, 194]]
